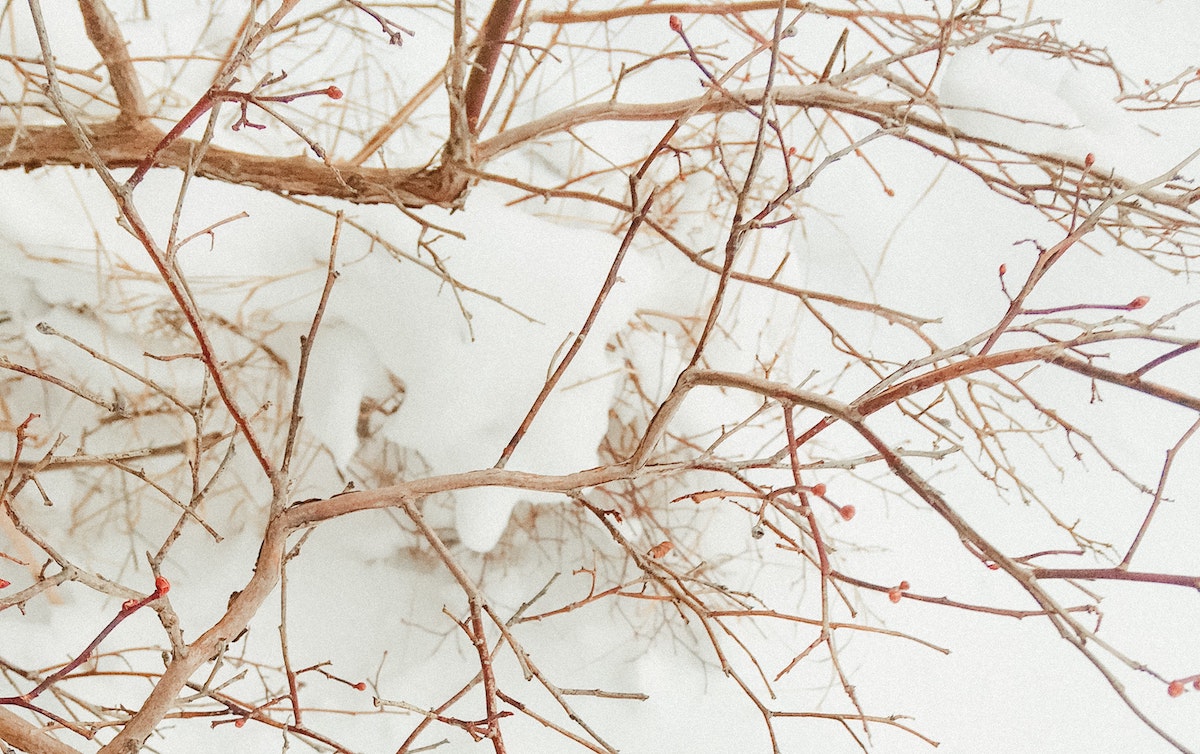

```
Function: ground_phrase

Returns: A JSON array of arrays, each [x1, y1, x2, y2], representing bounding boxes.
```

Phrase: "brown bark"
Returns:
[[0, 120, 467, 207]]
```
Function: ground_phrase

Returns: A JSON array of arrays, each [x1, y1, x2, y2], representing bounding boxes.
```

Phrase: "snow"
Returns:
[[2, 2, 1199, 753], [938, 44, 1176, 178]]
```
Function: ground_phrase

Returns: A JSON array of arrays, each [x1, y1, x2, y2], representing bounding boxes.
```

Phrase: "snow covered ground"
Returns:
[[1, 1, 1199, 752]]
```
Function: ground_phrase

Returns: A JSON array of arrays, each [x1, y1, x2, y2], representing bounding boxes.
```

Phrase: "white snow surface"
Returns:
[[1, 2, 1199, 753]]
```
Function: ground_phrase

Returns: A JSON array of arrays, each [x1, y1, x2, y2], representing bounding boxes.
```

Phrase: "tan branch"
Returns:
[[528, 2, 945, 26], [475, 83, 894, 160], [77, 0, 147, 119], [0, 706, 80, 754], [0, 120, 466, 207]]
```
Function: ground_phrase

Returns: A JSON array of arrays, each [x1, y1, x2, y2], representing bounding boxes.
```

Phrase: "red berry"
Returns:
[[1168, 681, 1185, 697], [810, 483, 826, 496], [1084, 152, 1095, 167], [839, 505, 855, 521], [668, 15, 683, 33], [354, 682, 367, 691], [898, 580, 910, 591], [154, 576, 170, 595], [326, 85, 343, 100], [887, 587, 902, 603], [1126, 296, 1149, 310]]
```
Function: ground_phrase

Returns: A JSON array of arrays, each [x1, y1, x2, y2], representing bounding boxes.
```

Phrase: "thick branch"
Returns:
[[0, 706, 80, 754], [0, 120, 466, 206], [464, 0, 522, 133], [529, 2, 945, 26], [7, 81, 1197, 220], [77, 0, 147, 118]]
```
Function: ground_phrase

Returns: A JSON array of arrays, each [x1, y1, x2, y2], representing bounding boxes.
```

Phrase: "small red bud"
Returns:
[[810, 483, 826, 496], [668, 15, 683, 33], [325, 85, 343, 100], [898, 580, 911, 591], [354, 682, 367, 691], [787, 146, 796, 156], [154, 576, 170, 595], [1193, 679, 1200, 690], [838, 505, 855, 521], [0, 578, 9, 589], [986, 562, 1000, 570], [999, 263, 1007, 275], [884, 187, 895, 197], [1084, 152, 1095, 168], [1167, 681, 1185, 697], [234, 717, 247, 728], [887, 587, 903, 603], [1125, 295, 1149, 310], [122, 598, 137, 610]]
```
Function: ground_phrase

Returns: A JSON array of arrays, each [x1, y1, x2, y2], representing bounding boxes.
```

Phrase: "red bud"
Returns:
[[668, 15, 683, 33], [326, 85, 343, 100], [839, 505, 855, 521]]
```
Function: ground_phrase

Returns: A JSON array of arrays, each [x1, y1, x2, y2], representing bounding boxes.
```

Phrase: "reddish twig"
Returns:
[[1121, 416, 1200, 569], [0, 576, 170, 733], [464, 0, 523, 133], [346, 0, 414, 46]]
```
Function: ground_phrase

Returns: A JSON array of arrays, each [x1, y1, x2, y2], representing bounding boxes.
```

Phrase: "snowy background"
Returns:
[[2, 1, 1199, 752]]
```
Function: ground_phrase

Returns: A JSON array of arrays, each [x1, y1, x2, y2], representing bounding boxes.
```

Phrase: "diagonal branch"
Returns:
[[77, 0, 147, 118], [463, 0, 523, 134]]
